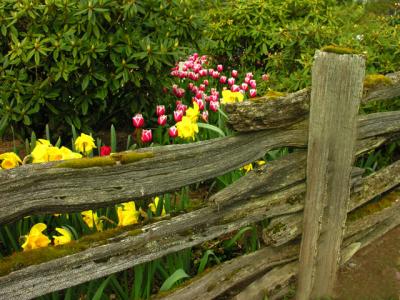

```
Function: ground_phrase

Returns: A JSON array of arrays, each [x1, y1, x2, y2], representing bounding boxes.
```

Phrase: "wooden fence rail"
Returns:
[[0, 50, 399, 299]]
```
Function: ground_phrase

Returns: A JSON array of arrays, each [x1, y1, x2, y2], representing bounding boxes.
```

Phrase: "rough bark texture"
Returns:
[[297, 51, 365, 300], [226, 71, 400, 132], [1, 110, 399, 225]]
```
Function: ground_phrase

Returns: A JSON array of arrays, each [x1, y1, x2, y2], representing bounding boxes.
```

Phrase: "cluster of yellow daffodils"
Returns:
[[176, 103, 199, 140], [21, 223, 72, 251], [0, 152, 22, 169], [220, 90, 244, 104], [31, 139, 82, 163], [81, 210, 103, 231], [74, 133, 96, 155]]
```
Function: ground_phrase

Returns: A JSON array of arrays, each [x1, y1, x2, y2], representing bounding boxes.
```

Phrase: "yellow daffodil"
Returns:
[[149, 197, 166, 216], [21, 223, 51, 251], [31, 143, 50, 163], [75, 133, 96, 155], [256, 160, 266, 166], [0, 152, 22, 169], [176, 116, 199, 140], [221, 90, 244, 104], [60, 146, 82, 160], [81, 210, 103, 231], [241, 163, 253, 173], [117, 201, 140, 227], [46, 146, 63, 161], [53, 227, 73, 246], [185, 102, 200, 123]]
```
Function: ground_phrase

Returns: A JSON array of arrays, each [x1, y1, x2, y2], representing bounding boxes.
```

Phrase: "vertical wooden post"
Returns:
[[297, 50, 365, 299]]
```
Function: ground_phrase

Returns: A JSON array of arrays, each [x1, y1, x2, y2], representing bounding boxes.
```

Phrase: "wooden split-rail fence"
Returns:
[[1, 50, 400, 300]]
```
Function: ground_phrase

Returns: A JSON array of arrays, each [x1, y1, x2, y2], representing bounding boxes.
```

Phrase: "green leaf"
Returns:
[[197, 122, 225, 137], [197, 250, 220, 274], [110, 124, 117, 152], [159, 269, 190, 292], [91, 276, 111, 300]]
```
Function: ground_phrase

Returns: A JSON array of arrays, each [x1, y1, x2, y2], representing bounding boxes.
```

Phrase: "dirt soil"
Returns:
[[335, 226, 400, 300]]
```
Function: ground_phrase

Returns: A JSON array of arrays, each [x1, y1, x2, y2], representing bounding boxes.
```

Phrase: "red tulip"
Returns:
[[157, 115, 167, 126], [141, 129, 152, 143], [169, 126, 178, 138], [199, 84, 206, 91], [231, 70, 238, 78], [174, 110, 183, 122], [195, 91, 203, 99], [176, 103, 187, 112], [132, 113, 144, 128], [219, 76, 227, 84], [249, 89, 257, 98], [249, 79, 257, 89], [156, 105, 165, 116], [212, 71, 220, 78], [100, 145, 111, 156], [231, 84, 240, 92], [199, 69, 208, 76], [241, 83, 249, 91], [217, 64, 223, 72], [228, 77, 235, 86], [195, 98, 205, 110], [210, 101, 220, 112]]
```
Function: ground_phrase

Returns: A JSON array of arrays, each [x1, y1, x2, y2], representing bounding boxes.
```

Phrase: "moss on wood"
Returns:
[[363, 74, 393, 89], [321, 45, 359, 55], [265, 90, 288, 99], [0, 225, 143, 277]]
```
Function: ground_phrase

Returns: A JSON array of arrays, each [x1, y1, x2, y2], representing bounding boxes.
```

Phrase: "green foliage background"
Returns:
[[0, 0, 399, 137]]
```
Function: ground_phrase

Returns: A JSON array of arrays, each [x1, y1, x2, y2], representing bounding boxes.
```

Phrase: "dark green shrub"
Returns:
[[202, 0, 400, 92], [0, 0, 206, 137]]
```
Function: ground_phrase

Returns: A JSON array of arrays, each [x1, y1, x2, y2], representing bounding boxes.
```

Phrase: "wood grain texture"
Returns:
[[226, 71, 400, 132], [297, 51, 365, 300], [1, 110, 399, 225]]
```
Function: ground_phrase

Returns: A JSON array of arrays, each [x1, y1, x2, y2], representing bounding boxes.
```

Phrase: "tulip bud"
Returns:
[[100, 145, 111, 156], [212, 71, 220, 79], [141, 129, 152, 143], [188, 82, 194, 90], [162, 87, 168, 94], [174, 110, 183, 122], [201, 55, 207, 61], [228, 77, 235, 86], [208, 68, 214, 74], [199, 69, 208, 76], [209, 101, 220, 112], [176, 103, 187, 112], [169, 126, 178, 138], [231, 84, 240, 92], [156, 105, 165, 116], [241, 83, 249, 91], [262, 73, 270, 81], [157, 115, 167, 126], [249, 89, 257, 98], [217, 64, 223, 72], [199, 84, 206, 91], [132, 113, 144, 128], [249, 79, 257, 89], [231, 70, 238, 78], [203, 79, 209, 86], [195, 98, 205, 110], [244, 77, 250, 84], [219, 76, 227, 84], [201, 110, 209, 122], [246, 72, 254, 79], [195, 91, 203, 99], [193, 53, 199, 60]]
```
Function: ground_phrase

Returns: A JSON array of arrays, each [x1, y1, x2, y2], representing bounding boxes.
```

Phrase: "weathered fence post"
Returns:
[[297, 50, 365, 299]]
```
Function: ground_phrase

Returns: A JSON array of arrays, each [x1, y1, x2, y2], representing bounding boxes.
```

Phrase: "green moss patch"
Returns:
[[321, 45, 359, 55], [0, 226, 143, 277], [363, 74, 393, 89], [347, 190, 400, 223], [265, 90, 288, 99]]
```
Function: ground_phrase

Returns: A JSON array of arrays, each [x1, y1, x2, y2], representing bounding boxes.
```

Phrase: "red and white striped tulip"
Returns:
[[231, 70, 238, 78], [201, 110, 209, 122], [217, 64, 223, 72], [212, 71, 220, 79], [141, 129, 152, 143], [176, 103, 187, 112], [249, 79, 257, 89], [241, 83, 249, 91], [262, 73, 270, 81], [195, 98, 205, 110], [203, 79, 209, 86], [156, 105, 165, 116], [174, 110, 183, 122], [199, 69, 208, 77], [219, 76, 227, 84], [249, 89, 257, 98], [227, 77, 235, 86], [157, 115, 167, 126], [199, 84, 206, 91], [231, 84, 240, 92], [244, 77, 250, 84], [209, 101, 220, 112], [169, 126, 178, 138], [132, 114, 144, 128], [246, 72, 254, 79]]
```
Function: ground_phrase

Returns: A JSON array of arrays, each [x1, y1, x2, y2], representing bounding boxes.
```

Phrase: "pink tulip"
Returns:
[[169, 126, 178, 138], [141, 129, 152, 143], [176, 103, 187, 112], [212, 71, 220, 79], [249, 79, 257, 89], [195, 91, 203, 99], [246, 72, 253, 79], [231, 70, 238, 78], [228, 77, 235, 86], [202, 110, 209, 122], [156, 105, 165, 116], [157, 115, 167, 126], [217, 64, 223, 72], [199, 69, 208, 76], [193, 53, 199, 60], [241, 83, 249, 91], [132, 114, 144, 128], [219, 76, 227, 84], [208, 68, 214, 74], [209, 101, 220, 112], [174, 110, 183, 122], [231, 84, 240, 92], [195, 98, 205, 110], [244, 77, 250, 84], [262, 73, 270, 81], [249, 89, 257, 98]]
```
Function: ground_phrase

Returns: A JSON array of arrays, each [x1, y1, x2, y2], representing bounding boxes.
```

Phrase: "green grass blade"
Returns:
[[92, 276, 111, 300], [159, 269, 190, 292], [110, 124, 117, 153], [45, 124, 51, 142], [197, 122, 225, 137]]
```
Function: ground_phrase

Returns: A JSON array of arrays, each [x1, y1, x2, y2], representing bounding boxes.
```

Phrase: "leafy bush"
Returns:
[[202, 0, 400, 92], [0, 0, 206, 137]]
